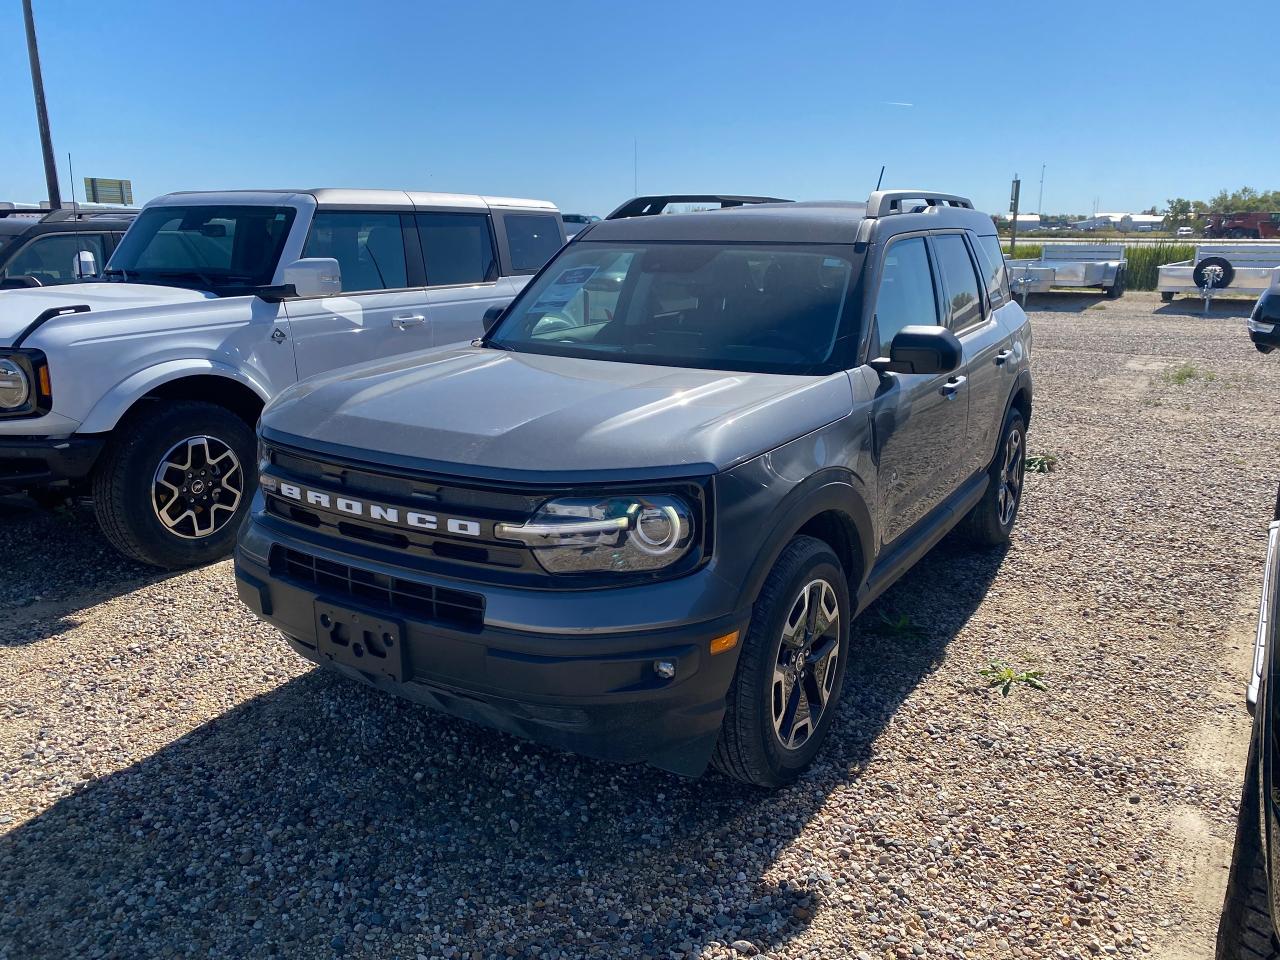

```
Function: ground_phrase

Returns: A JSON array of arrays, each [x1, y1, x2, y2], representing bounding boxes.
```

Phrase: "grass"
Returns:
[[876, 608, 921, 641], [1164, 362, 1217, 385], [979, 661, 1047, 697], [1000, 241, 1195, 291], [1025, 452, 1058, 474]]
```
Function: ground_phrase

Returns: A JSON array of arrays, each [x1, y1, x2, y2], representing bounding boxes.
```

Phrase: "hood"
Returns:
[[263, 347, 854, 482], [0, 282, 215, 345]]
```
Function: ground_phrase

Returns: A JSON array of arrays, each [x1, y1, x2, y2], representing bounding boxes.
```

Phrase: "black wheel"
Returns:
[[92, 401, 256, 568], [1216, 743, 1279, 959], [1258, 344, 1276, 355], [1106, 266, 1126, 299], [1162, 291, 1176, 303], [961, 407, 1026, 547], [712, 536, 850, 788], [1195, 256, 1236, 290]]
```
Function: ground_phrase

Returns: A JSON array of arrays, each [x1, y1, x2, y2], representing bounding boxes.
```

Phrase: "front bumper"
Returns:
[[233, 533, 747, 777], [0, 433, 105, 489], [1248, 317, 1280, 351]]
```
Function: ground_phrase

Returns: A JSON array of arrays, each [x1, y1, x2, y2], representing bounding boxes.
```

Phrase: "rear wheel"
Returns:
[[1106, 266, 1126, 299], [93, 401, 256, 568], [961, 408, 1026, 547], [1216, 744, 1279, 959], [1162, 291, 1176, 303], [712, 536, 850, 788]]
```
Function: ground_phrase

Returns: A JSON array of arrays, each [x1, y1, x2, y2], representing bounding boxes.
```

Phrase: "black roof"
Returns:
[[0, 213, 135, 238]]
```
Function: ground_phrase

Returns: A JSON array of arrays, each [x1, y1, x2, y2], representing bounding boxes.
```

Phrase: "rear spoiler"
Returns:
[[605, 195, 791, 220]]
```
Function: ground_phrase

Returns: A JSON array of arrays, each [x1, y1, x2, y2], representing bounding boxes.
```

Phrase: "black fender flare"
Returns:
[[1007, 368, 1033, 425], [734, 469, 875, 614]]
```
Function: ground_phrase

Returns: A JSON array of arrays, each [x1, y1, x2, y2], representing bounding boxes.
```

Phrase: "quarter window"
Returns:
[[504, 214, 562, 273], [416, 213, 497, 286], [3, 233, 108, 284], [931, 234, 984, 329], [973, 234, 1009, 307], [303, 211, 407, 293], [873, 237, 938, 354]]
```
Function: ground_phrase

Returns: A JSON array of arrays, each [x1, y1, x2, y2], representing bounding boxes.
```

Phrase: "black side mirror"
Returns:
[[482, 304, 505, 333], [870, 325, 963, 376]]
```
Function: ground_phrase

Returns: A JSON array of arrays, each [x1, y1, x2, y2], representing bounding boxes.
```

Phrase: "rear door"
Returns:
[[286, 210, 432, 380], [416, 211, 512, 347], [868, 234, 969, 547]]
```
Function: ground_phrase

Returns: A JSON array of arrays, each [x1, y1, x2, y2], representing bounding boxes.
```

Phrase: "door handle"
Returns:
[[392, 314, 427, 330], [940, 375, 967, 398], [994, 349, 1013, 365]]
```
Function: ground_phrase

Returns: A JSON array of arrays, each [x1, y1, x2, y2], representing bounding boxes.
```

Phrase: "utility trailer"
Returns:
[[1157, 244, 1280, 302], [1005, 244, 1128, 299]]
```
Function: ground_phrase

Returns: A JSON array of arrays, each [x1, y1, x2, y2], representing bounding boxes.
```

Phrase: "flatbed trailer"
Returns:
[[1006, 244, 1128, 299], [1157, 244, 1280, 301]]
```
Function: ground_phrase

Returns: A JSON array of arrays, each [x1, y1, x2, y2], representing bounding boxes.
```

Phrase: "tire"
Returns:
[[1162, 291, 1176, 303], [92, 401, 256, 568], [1106, 266, 1126, 299], [711, 536, 850, 788], [1195, 256, 1236, 289], [961, 408, 1027, 547], [1216, 743, 1279, 959]]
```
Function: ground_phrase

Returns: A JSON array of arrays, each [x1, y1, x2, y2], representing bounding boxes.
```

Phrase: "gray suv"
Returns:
[[234, 189, 1033, 787]]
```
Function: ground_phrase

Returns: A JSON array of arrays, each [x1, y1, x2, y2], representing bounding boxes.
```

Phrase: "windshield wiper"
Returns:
[[133, 268, 219, 288]]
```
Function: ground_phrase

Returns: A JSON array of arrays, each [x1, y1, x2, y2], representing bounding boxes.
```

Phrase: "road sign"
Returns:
[[83, 177, 132, 205]]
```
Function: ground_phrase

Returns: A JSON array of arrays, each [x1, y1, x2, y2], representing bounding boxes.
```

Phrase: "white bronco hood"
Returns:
[[0, 282, 215, 346]]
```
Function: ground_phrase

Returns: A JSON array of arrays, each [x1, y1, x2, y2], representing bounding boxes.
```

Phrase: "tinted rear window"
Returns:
[[505, 214, 562, 272]]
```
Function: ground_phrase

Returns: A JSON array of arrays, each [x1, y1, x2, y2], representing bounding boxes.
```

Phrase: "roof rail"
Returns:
[[606, 194, 791, 220], [865, 190, 973, 218], [40, 206, 139, 223]]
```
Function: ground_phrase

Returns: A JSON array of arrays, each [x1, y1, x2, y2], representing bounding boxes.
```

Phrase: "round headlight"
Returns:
[[0, 358, 30, 410]]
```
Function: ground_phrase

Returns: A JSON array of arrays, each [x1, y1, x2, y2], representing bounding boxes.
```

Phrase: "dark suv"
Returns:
[[234, 189, 1033, 787], [0, 207, 136, 288]]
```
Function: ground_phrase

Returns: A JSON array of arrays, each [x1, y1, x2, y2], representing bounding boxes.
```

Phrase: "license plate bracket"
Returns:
[[313, 602, 405, 682]]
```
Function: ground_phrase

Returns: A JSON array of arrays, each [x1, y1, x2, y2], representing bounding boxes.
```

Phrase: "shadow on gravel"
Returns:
[[0, 496, 172, 646], [0, 539, 1007, 959], [1016, 291, 1108, 313], [1153, 297, 1254, 318]]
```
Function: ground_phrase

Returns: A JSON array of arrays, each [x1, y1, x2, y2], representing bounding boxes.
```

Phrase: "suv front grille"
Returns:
[[271, 547, 484, 630]]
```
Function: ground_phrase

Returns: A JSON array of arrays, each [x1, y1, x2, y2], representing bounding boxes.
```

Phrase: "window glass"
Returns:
[[932, 234, 984, 329], [108, 205, 295, 295], [505, 214, 562, 272], [416, 213, 497, 286], [303, 211, 407, 292], [490, 242, 855, 374], [873, 237, 938, 353], [973, 234, 1009, 307], [3, 233, 108, 284]]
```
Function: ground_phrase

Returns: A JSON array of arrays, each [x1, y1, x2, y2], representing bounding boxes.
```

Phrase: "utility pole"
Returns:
[[1009, 175, 1022, 258], [1037, 163, 1045, 216], [23, 0, 62, 209]]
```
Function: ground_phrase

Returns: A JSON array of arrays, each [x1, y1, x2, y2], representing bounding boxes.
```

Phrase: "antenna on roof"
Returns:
[[875, 165, 885, 191]]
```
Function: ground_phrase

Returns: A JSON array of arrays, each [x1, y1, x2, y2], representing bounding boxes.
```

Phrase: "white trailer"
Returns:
[[1006, 244, 1128, 299], [1157, 244, 1280, 301]]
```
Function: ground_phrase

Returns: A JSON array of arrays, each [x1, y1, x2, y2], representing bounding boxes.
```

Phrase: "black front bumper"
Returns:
[[0, 434, 105, 489], [234, 550, 744, 777]]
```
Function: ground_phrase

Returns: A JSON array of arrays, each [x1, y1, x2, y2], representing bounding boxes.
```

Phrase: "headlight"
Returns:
[[495, 494, 695, 573], [0, 358, 31, 410]]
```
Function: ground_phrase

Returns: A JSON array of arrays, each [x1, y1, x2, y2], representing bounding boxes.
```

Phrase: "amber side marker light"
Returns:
[[38, 365, 51, 398], [709, 631, 739, 656]]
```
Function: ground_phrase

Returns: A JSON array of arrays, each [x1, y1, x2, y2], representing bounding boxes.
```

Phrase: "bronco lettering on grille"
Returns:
[[266, 476, 483, 537]]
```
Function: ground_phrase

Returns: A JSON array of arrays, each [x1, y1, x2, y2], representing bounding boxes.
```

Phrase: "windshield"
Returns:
[[106, 204, 296, 295], [488, 241, 857, 374]]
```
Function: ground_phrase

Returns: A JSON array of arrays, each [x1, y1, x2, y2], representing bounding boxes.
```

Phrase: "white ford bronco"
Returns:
[[0, 188, 565, 567]]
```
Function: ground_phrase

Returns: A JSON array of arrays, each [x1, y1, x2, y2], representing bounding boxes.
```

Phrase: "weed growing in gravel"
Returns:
[[979, 661, 1047, 697], [876, 608, 921, 640], [1025, 453, 1058, 474], [1164, 362, 1217, 385]]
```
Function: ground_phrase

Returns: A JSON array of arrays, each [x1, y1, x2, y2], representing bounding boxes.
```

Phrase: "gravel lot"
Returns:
[[1, 291, 1276, 960]]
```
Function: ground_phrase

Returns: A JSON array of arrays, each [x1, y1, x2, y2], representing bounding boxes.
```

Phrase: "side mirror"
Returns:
[[74, 250, 98, 279], [259, 258, 342, 301], [482, 304, 505, 333], [871, 325, 963, 376]]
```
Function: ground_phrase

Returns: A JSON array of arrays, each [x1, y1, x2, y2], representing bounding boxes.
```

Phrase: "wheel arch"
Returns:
[[735, 473, 874, 615], [78, 360, 271, 434]]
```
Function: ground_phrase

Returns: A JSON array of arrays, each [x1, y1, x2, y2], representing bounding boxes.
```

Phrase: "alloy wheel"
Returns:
[[997, 426, 1024, 527], [151, 435, 244, 539], [771, 578, 841, 751]]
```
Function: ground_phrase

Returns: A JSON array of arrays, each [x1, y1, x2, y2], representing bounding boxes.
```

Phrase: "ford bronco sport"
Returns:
[[0, 188, 563, 568], [234, 189, 1033, 787]]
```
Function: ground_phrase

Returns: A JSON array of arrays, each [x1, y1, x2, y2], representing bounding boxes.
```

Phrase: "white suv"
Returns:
[[0, 188, 565, 567]]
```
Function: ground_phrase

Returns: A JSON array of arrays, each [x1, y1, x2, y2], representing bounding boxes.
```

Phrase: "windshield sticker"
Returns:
[[532, 265, 599, 311]]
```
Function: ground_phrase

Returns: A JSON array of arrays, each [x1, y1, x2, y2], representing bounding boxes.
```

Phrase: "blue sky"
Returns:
[[3, 0, 1277, 217]]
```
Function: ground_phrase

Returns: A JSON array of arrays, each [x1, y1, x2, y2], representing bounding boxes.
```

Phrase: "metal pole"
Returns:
[[1009, 175, 1021, 258], [23, 0, 61, 209], [1037, 163, 1045, 216]]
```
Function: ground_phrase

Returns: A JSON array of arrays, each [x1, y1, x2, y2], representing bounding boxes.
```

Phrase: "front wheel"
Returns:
[[1216, 744, 1279, 959], [712, 536, 850, 788], [93, 401, 257, 568], [961, 408, 1026, 547]]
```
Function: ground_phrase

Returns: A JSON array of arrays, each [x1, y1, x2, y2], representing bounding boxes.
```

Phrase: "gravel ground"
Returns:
[[1, 291, 1276, 960]]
